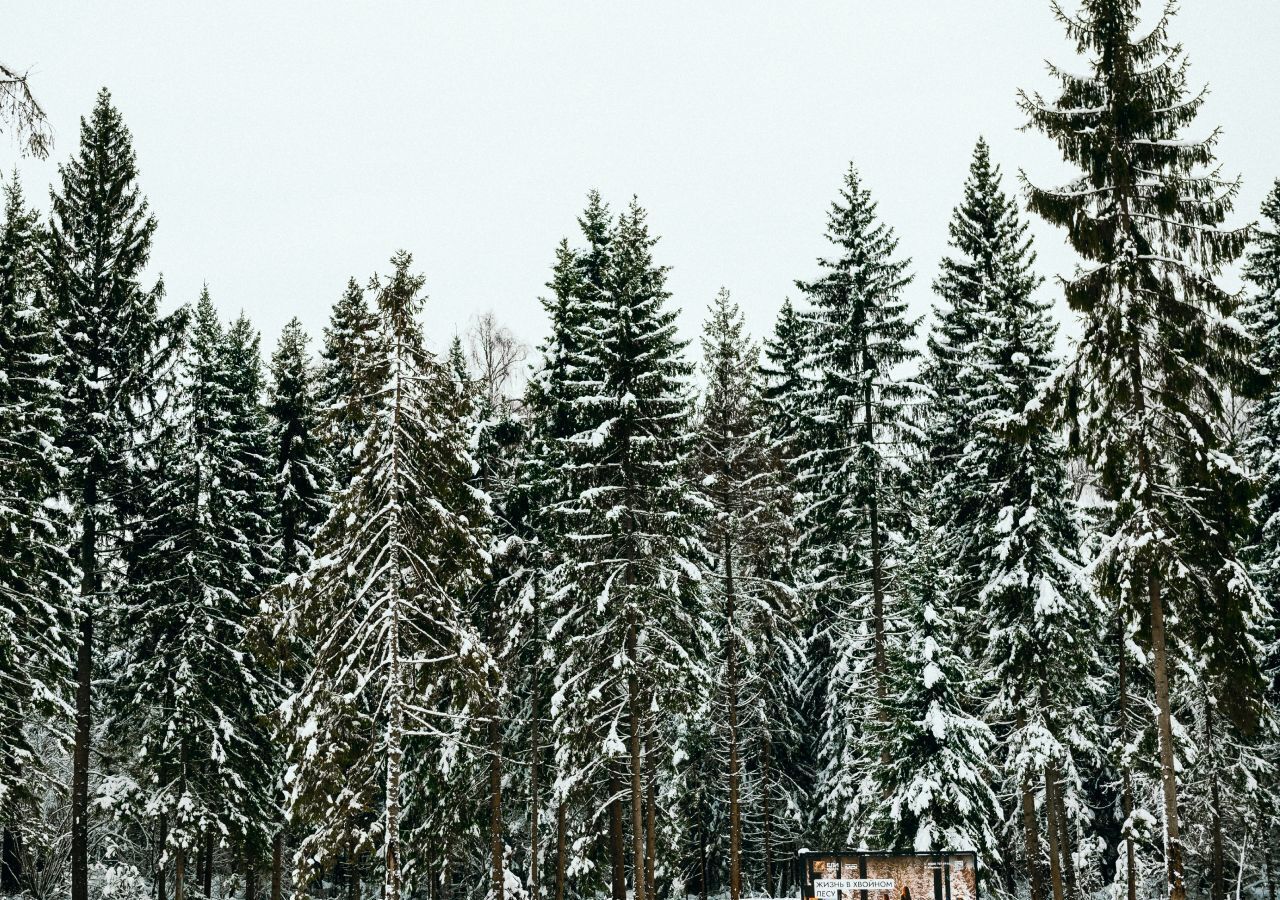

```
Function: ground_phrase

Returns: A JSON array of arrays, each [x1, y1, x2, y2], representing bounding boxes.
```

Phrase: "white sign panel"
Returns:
[[814, 879, 896, 893]]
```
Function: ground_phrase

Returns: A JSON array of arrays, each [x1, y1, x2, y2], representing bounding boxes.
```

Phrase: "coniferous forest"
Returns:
[[2, 2, 1279, 900]]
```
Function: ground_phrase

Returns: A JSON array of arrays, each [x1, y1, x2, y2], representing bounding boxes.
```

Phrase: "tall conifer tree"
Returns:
[[693, 289, 803, 899], [548, 197, 706, 900], [113, 291, 275, 898], [0, 173, 71, 892], [286, 253, 490, 900], [793, 165, 920, 843], [1020, 5, 1267, 895], [44, 89, 182, 900]]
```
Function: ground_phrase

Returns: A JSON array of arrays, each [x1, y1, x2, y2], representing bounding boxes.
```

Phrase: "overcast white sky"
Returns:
[[7, 1, 1280, 362]]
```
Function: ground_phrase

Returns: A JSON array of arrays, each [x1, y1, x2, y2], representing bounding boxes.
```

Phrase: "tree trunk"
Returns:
[[272, 832, 283, 900], [864, 376, 887, 736], [1206, 696, 1226, 900], [1148, 568, 1186, 900], [175, 846, 187, 900], [1, 821, 21, 893], [196, 837, 205, 899], [1266, 832, 1276, 900], [1019, 770, 1046, 900], [699, 811, 708, 900], [490, 713, 504, 900], [725, 533, 742, 900], [384, 546, 404, 900], [762, 737, 775, 898], [158, 814, 169, 900], [348, 841, 360, 900], [1117, 610, 1137, 900], [529, 653, 541, 900], [246, 855, 258, 900], [626, 618, 647, 900], [1048, 762, 1076, 899], [609, 773, 626, 900], [554, 803, 567, 900], [1044, 768, 1064, 900], [644, 754, 656, 900], [72, 491, 98, 900], [203, 831, 214, 898]]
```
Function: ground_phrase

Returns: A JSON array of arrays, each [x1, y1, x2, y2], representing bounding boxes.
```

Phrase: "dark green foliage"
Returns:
[[268, 317, 329, 576], [0, 173, 72, 832], [317, 278, 383, 492], [791, 165, 920, 843], [112, 290, 276, 868]]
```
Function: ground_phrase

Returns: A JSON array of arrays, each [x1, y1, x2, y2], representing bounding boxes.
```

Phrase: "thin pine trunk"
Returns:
[[1117, 609, 1137, 900], [644, 749, 656, 900], [158, 814, 169, 900], [1, 816, 21, 892], [1044, 767, 1064, 900], [72, 487, 97, 900], [626, 617, 647, 900], [175, 846, 187, 900], [384, 546, 404, 900], [529, 602, 541, 900], [1206, 696, 1226, 900], [762, 737, 775, 897], [1265, 833, 1275, 900], [609, 774, 626, 900], [384, 343, 406, 900], [864, 376, 887, 739], [203, 831, 213, 898], [699, 811, 708, 900], [1147, 567, 1185, 900], [724, 531, 743, 900], [1121, 217, 1185, 898], [1019, 770, 1046, 900], [490, 713, 504, 900], [272, 833, 283, 900], [554, 803, 567, 900], [246, 856, 258, 900], [1048, 762, 1076, 898]]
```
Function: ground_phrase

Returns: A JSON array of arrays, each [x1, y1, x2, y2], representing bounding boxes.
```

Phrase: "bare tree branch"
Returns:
[[1, 62, 52, 159]]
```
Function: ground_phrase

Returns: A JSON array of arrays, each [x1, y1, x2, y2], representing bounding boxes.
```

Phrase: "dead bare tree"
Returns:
[[1, 63, 52, 158], [465, 311, 527, 413]]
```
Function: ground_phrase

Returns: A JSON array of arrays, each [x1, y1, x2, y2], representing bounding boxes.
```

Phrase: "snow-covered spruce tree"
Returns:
[[548, 197, 707, 900], [510, 227, 607, 900], [264, 315, 329, 897], [534, 195, 636, 900], [0, 172, 72, 892], [112, 290, 276, 898], [920, 138, 1105, 896], [316, 277, 383, 493], [693, 289, 804, 899], [1231, 179, 1280, 894], [286, 252, 491, 900], [222, 310, 282, 892], [1020, 4, 1267, 897], [860, 511, 1000, 860], [960, 228, 1104, 898], [269, 317, 329, 579], [221, 311, 279, 600], [43, 88, 183, 900], [793, 164, 921, 844], [760, 297, 808, 468], [924, 138, 1042, 613]]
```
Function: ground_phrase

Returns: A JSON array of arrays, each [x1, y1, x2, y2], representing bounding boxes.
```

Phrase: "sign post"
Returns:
[[798, 851, 978, 900]]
